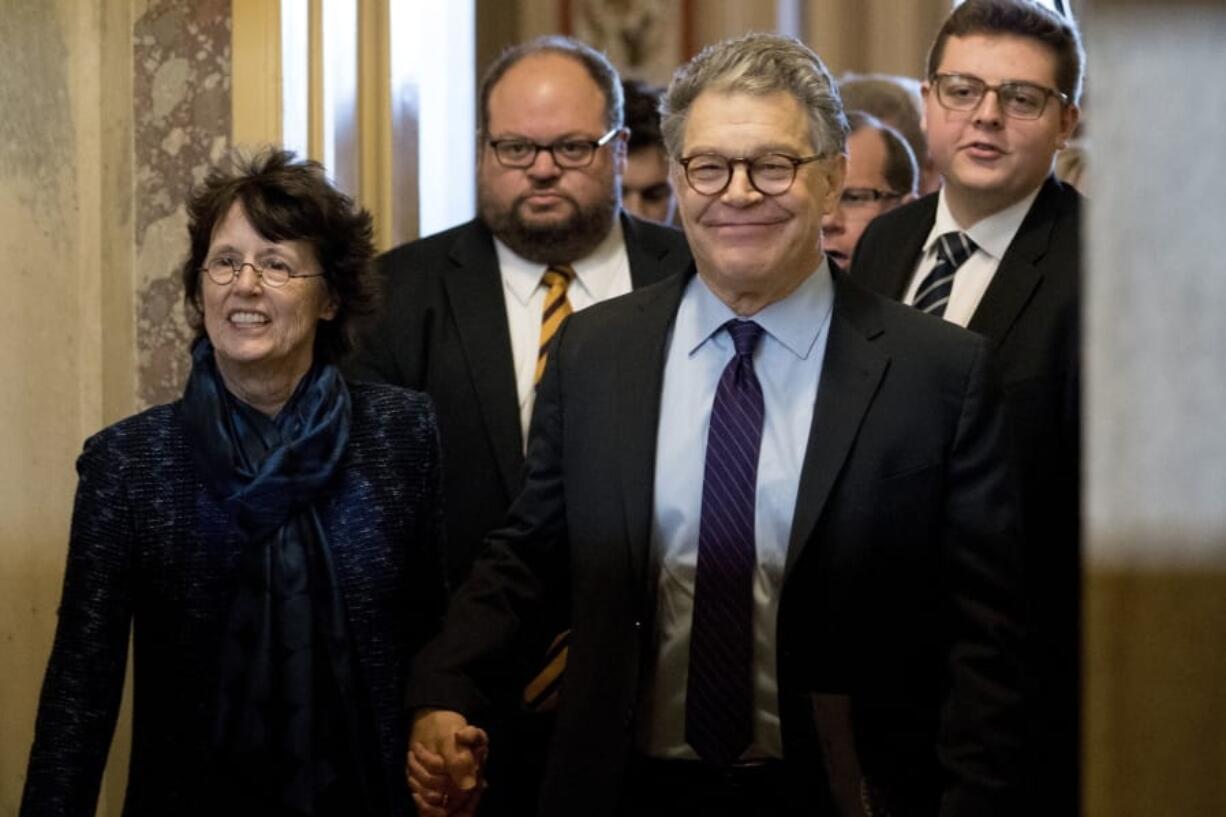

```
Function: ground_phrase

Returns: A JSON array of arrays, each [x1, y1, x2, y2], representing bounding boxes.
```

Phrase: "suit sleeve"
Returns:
[[403, 316, 572, 721], [21, 434, 135, 816], [938, 340, 1029, 817]]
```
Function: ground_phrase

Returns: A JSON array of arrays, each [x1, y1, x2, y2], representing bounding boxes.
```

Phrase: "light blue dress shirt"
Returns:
[[639, 262, 835, 760]]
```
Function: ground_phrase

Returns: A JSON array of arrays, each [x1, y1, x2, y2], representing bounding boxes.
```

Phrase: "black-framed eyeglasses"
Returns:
[[678, 153, 824, 196], [931, 73, 1069, 120], [488, 128, 620, 169], [200, 257, 325, 288], [839, 187, 904, 209]]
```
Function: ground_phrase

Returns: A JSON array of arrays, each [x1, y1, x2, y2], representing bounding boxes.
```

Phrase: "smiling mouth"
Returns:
[[708, 220, 785, 230], [228, 311, 269, 326], [826, 249, 850, 265]]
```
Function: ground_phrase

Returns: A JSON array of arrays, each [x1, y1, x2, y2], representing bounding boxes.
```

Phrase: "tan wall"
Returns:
[[0, 0, 226, 812]]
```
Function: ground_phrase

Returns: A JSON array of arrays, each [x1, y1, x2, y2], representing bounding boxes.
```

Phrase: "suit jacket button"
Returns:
[[633, 619, 642, 631]]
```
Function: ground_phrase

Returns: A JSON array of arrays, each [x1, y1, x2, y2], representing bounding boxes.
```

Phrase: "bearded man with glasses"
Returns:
[[346, 35, 690, 817], [406, 31, 1028, 817], [852, 2, 1086, 814]]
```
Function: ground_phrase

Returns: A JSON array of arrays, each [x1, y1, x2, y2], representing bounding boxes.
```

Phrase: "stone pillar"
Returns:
[[1083, 3, 1226, 815]]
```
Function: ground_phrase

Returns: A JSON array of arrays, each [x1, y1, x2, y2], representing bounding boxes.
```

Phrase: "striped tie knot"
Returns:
[[725, 319, 765, 358], [541, 264, 575, 289], [913, 231, 978, 318], [937, 231, 976, 268]]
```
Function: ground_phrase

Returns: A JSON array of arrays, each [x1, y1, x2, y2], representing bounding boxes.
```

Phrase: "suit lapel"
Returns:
[[622, 212, 688, 288], [442, 223, 525, 498], [966, 177, 1061, 349], [784, 279, 889, 578], [617, 272, 690, 601], [858, 195, 935, 300]]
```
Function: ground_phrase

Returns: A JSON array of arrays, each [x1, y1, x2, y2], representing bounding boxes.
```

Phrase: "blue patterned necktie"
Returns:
[[686, 319, 765, 766], [913, 231, 978, 318]]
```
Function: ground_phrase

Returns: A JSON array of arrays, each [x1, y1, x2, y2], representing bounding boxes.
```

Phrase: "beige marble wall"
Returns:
[[0, 0, 228, 811]]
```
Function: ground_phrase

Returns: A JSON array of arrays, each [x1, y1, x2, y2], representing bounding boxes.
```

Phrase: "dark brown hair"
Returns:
[[927, 0, 1085, 104], [180, 148, 378, 365], [622, 79, 664, 153]]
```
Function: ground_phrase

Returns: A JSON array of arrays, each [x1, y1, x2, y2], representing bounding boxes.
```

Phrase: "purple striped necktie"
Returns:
[[686, 318, 765, 766]]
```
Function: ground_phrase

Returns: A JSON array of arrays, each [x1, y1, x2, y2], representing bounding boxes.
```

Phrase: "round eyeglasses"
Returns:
[[200, 257, 325, 288], [677, 153, 824, 197], [488, 128, 620, 169], [931, 73, 1069, 120]]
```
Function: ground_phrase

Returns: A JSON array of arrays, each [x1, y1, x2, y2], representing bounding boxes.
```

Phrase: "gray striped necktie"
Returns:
[[913, 231, 977, 318]]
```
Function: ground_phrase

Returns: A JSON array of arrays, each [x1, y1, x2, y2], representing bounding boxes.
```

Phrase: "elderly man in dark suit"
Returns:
[[407, 32, 1028, 817], [851, 2, 1084, 812]]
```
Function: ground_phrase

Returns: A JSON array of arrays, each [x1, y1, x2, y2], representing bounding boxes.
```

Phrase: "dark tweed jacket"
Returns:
[[21, 382, 445, 817]]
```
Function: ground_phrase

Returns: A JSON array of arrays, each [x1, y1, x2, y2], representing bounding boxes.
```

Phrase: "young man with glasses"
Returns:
[[407, 32, 1027, 817], [821, 111, 918, 270], [347, 35, 690, 817], [853, 1, 1085, 813]]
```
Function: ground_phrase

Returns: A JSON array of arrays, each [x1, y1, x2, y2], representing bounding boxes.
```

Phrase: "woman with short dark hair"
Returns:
[[22, 149, 444, 816]]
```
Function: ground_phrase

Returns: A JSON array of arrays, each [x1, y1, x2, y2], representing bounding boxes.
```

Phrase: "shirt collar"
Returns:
[[495, 216, 626, 305], [677, 258, 835, 361], [924, 184, 1042, 261]]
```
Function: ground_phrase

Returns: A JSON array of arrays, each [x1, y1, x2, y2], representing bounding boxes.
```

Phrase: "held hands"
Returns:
[[407, 708, 490, 817]]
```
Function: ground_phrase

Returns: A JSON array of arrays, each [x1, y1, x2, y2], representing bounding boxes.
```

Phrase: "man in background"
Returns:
[[853, 1, 1084, 811], [621, 78, 676, 224], [839, 72, 941, 194], [821, 111, 917, 269]]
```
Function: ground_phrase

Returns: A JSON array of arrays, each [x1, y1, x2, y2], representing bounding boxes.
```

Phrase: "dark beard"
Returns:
[[479, 187, 618, 265]]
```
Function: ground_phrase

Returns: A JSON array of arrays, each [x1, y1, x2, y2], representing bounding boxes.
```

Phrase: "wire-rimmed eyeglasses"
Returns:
[[488, 128, 620, 169], [677, 153, 824, 197], [200, 257, 325, 288], [930, 73, 1069, 120]]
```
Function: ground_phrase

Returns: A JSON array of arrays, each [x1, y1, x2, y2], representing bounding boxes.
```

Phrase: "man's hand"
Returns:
[[407, 708, 489, 816]]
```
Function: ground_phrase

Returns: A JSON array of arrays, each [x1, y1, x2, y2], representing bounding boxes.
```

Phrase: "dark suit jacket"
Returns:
[[851, 178, 1081, 791], [22, 383, 445, 817], [407, 270, 1028, 817], [346, 213, 691, 590]]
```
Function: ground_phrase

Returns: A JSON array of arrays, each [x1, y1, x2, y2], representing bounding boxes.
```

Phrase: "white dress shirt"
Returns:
[[902, 186, 1042, 327], [639, 262, 834, 760], [495, 219, 632, 445]]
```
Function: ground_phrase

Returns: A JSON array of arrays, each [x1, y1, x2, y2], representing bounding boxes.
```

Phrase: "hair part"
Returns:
[[660, 32, 849, 160], [180, 148, 378, 365], [846, 110, 918, 196], [478, 35, 624, 139], [927, 0, 1085, 104]]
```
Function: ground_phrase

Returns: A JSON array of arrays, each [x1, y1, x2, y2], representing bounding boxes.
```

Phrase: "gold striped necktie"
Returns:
[[535, 264, 576, 385], [523, 263, 576, 712]]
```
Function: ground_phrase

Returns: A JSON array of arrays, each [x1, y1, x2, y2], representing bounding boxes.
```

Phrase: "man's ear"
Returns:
[[1057, 103, 1081, 150]]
